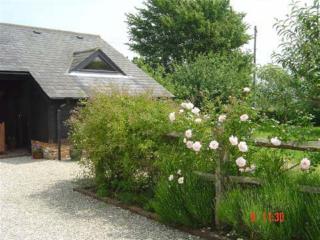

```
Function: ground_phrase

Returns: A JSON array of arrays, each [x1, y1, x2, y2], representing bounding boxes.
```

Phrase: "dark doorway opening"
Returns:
[[0, 74, 31, 152]]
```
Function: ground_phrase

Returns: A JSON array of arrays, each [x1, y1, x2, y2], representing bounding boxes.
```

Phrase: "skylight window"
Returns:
[[83, 56, 117, 72], [70, 49, 125, 75]]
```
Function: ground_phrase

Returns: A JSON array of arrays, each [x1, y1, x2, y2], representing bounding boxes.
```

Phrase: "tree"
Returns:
[[166, 51, 252, 106], [255, 64, 310, 124], [274, 0, 320, 120], [127, 0, 249, 71]]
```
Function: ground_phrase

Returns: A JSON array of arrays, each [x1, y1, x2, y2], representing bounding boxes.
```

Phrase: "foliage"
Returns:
[[127, 0, 249, 71], [166, 51, 252, 106], [68, 92, 176, 198], [255, 64, 312, 124], [132, 57, 175, 93], [274, 0, 320, 121], [69, 83, 320, 239], [218, 171, 320, 240], [31, 143, 42, 154], [218, 181, 303, 240], [152, 172, 214, 227]]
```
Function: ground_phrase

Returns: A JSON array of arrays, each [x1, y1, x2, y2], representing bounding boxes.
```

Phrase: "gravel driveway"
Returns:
[[0, 157, 199, 240]]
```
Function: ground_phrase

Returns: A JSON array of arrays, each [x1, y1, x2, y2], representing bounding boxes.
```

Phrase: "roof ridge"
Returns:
[[0, 22, 100, 37]]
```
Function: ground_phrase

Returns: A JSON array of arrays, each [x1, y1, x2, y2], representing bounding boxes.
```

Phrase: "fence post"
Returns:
[[215, 147, 228, 228], [214, 150, 222, 227]]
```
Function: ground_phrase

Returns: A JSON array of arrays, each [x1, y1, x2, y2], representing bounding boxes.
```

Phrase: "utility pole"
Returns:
[[253, 26, 257, 88]]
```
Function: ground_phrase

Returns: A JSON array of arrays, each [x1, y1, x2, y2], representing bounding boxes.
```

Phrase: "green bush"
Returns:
[[167, 51, 252, 106], [255, 64, 312, 125], [69, 92, 176, 198]]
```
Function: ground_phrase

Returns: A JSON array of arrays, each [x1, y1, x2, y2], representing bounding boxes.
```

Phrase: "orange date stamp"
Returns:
[[250, 211, 285, 223]]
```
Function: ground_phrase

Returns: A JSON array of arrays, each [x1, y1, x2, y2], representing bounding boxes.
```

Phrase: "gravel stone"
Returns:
[[0, 157, 200, 240]]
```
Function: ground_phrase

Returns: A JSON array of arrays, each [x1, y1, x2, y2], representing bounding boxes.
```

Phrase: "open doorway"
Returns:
[[0, 74, 31, 152]]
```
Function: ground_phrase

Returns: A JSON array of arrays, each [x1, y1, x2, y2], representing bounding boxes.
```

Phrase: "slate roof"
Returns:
[[0, 23, 173, 99]]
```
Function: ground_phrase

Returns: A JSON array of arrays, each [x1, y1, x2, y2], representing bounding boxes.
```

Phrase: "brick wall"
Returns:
[[31, 140, 71, 160]]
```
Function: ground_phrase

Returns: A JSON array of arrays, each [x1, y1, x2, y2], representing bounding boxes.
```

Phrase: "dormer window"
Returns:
[[83, 56, 117, 72], [70, 48, 124, 75]]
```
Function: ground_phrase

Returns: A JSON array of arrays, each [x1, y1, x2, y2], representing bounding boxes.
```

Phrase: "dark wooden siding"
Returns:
[[0, 72, 78, 145], [30, 80, 49, 142], [47, 99, 78, 143]]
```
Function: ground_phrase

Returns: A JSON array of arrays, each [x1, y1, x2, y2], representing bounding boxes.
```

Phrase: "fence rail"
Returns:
[[254, 138, 320, 152], [193, 171, 320, 193]]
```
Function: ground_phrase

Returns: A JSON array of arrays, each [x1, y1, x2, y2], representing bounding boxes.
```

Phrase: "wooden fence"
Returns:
[[167, 132, 320, 228]]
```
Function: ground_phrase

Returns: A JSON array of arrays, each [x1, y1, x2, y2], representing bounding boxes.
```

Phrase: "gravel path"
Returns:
[[0, 157, 199, 240]]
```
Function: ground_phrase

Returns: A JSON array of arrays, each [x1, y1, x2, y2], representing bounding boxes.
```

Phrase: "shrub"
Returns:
[[166, 51, 252, 106], [68, 92, 175, 199]]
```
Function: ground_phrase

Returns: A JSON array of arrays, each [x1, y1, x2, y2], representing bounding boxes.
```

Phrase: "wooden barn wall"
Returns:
[[47, 99, 78, 143], [29, 79, 50, 143]]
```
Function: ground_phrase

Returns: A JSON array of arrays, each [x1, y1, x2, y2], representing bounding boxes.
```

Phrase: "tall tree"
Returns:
[[274, 0, 320, 120], [127, 0, 249, 71]]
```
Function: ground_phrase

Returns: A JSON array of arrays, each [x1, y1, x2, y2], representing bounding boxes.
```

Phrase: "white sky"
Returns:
[[0, 0, 314, 65]]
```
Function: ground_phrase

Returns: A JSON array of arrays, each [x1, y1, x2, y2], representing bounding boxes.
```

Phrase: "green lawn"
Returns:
[[253, 127, 320, 173], [254, 126, 320, 141]]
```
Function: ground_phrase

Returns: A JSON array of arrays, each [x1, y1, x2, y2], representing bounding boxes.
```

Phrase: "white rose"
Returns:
[[240, 114, 249, 122], [229, 135, 238, 146], [218, 114, 227, 123], [179, 109, 184, 114], [270, 137, 281, 146], [180, 102, 188, 109], [191, 107, 200, 115], [186, 102, 194, 110], [236, 157, 247, 168], [168, 174, 174, 181], [178, 177, 184, 184], [177, 169, 182, 175], [186, 141, 193, 149], [300, 158, 311, 171], [183, 138, 187, 143], [192, 141, 202, 152], [185, 129, 192, 139], [209, 140, 219, 150], [238, 141, 248, 152], [195, 118, 202, 123], [169, 112, 176, 122], [243, 87, 250, 93]]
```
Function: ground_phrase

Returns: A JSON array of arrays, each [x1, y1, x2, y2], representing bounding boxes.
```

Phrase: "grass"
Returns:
[[253, 126, 320, 172], [254, 126, 320, 141]]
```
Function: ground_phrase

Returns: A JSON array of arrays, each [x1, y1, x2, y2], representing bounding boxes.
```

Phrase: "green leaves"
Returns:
[[167, 51, 252, 106], [274, 0, 320, 122], [127, 0, 249, 71], [256, 64, 312, 125]]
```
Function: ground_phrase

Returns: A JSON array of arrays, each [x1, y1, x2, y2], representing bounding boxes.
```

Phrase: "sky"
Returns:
[[0, 0, 314, 65]]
